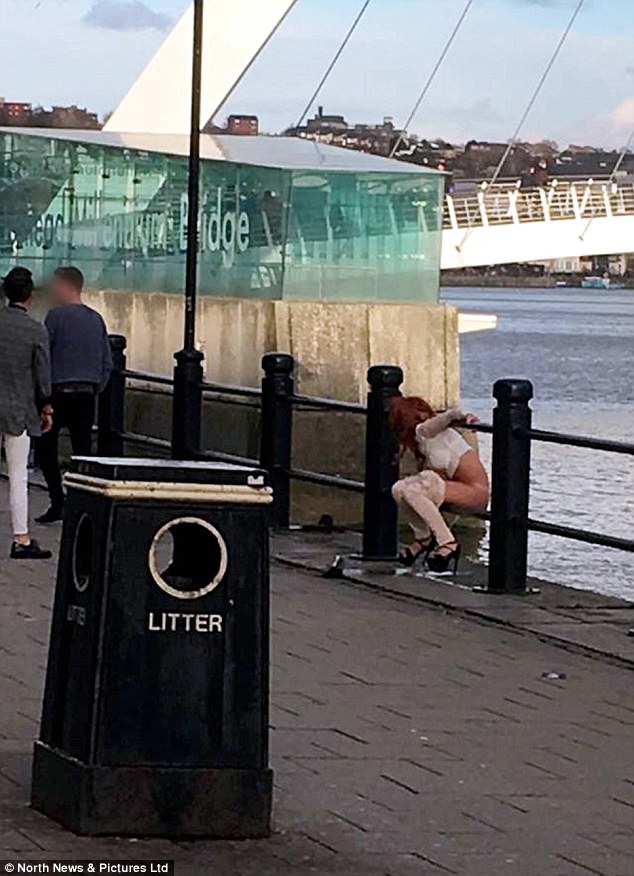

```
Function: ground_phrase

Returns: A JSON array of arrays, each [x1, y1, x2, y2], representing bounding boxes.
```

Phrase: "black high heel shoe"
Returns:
[[399, 537, 436, 567], [427, 542, 461, 574]]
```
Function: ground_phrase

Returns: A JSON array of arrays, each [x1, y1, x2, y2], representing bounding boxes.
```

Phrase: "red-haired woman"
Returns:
[[389, 397, 490, 573]]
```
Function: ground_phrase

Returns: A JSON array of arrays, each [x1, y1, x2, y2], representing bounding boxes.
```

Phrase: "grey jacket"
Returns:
[[0, 304, 52, 437]]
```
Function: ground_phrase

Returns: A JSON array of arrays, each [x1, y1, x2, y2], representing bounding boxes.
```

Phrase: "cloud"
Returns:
[[83, 1, 172, 32], [608, 96, 634, 127], [595, 97, 634, 145], [440, 97, 503, 125]]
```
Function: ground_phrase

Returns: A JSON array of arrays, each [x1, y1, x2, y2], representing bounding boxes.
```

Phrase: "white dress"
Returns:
[[415, 410, 471, 478]]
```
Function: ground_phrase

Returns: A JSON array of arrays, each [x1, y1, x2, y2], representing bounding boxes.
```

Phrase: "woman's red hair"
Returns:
[[389, 396, 435, 452]]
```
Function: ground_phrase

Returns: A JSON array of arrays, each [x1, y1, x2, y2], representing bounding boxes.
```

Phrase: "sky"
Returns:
[[1, 0, 633, 149]]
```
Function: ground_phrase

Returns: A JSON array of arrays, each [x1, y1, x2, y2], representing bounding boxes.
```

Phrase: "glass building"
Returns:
[[0, 129, 444, 302]]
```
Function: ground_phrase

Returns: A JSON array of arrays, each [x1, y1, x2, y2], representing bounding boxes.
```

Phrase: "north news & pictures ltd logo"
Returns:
[[2, 863, 173, 874]]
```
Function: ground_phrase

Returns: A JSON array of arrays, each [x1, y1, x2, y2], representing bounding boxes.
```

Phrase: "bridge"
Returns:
[[101, 0, 634, 274], [440, 177, 634, 270]]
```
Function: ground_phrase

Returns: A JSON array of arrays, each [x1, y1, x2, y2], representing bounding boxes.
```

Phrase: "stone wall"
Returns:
[[83, 291, 460, 408]]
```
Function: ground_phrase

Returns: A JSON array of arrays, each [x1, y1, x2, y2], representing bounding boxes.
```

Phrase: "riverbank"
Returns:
[[442, 273, 634, 289]]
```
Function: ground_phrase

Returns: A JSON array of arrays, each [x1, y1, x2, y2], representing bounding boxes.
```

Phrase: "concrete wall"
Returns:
[[84, 291, 460, 409]]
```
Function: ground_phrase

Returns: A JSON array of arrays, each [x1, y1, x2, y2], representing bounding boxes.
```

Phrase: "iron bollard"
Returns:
[[97, 334, 127, 457], [362, 365, 403, 560], [488, 378, 533, 593], [260, 353, 294, 528], [171, 347, 204, 460]]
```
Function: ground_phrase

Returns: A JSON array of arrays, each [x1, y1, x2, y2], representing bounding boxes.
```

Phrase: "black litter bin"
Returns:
[[32, 457, 273, 838]]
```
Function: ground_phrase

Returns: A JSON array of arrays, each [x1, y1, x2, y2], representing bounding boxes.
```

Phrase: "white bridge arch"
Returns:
[[104, 0, 299, 135]]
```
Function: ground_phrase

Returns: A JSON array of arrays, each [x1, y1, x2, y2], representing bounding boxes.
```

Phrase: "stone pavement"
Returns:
[[272, 530, 634, 668], [1, 480, 633, 875]]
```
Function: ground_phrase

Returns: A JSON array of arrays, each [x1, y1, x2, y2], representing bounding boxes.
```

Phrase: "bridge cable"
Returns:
[[294, 0, 374, 131], [457, 0, 586, 251], [579, 123, 634, 241], [487, 0, 586, 188], [389, 0, 476, 159]]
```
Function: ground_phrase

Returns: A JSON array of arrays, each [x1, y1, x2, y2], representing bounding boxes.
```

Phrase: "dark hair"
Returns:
[[53, 265, 84, 291], [2, 267, 34, 304]]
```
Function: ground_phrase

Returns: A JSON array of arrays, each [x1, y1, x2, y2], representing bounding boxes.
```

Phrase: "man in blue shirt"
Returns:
[[36, 266, 113, 523]]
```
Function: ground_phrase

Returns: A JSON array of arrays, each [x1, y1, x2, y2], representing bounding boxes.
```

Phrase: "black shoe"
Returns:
[[10, 539, 52, 560], [427, 542, 461, 574], [35, 506, 64, 524], [399, 537, 436, 567]]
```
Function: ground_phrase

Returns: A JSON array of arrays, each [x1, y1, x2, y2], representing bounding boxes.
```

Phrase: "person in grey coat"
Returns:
[[0, 268, 53, 559]]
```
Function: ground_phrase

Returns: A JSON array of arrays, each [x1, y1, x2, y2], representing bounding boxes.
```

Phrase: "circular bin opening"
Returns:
[[149, 517, 228, 600], [72, 513, 93, 593]]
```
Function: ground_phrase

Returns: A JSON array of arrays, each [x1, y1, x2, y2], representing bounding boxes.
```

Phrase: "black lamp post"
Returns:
[[172, 0, 205, 459]]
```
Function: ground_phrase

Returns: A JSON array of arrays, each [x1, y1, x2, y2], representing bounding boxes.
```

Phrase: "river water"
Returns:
[[441, 287, 634, 600]]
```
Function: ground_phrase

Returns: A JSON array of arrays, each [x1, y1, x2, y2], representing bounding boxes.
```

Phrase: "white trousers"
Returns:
[[392, 470, 455, 547], [1, 432, 30, 536]]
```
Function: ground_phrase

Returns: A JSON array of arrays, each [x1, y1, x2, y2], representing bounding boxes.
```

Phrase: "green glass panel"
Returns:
[[0, 132, 442, 303]]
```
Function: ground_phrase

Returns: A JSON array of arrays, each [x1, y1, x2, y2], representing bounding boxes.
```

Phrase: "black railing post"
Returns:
[[98, 334, 127, 457], [172, 348, 204, 460], [488, 378, 533, 594], [362, 365, 403, 560], [260, 353, 294, 528]]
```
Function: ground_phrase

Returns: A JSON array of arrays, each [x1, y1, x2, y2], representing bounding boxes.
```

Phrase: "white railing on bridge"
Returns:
[[444, 179, 634, 231]]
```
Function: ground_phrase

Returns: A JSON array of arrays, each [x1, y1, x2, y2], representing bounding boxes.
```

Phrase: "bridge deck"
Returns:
[[444, 180, 634, 231], [441, 180, 634, 269]]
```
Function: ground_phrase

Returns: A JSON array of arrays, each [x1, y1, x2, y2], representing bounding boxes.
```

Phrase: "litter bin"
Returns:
[[32, 457, 273, 838]]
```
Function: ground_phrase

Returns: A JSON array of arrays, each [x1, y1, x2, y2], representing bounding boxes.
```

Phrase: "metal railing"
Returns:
[[98, 336, 633, 595], [98, 337, 400, 559], [467, 380, 634, 593], [444, 179, 634, 230]]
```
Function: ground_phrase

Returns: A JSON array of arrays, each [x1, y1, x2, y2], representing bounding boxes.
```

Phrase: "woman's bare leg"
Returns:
[[443, 480, 489, 514], [433, 480, 488, 557]]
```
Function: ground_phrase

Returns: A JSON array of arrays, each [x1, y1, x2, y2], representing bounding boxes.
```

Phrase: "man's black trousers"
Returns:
[[37, 391, 96, 509]]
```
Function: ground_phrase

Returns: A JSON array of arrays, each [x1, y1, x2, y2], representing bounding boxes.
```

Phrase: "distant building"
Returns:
[[305, 107, 348, 135], [453, 141, 533, 180], [226, 114, 259, 136], [204, 114, 259, 136], [393, 138, 457, 171], [537, 254, 627, 276], [31, 105, 100, 130], [553, 148, 634, 179], [285, 107, 405, 157], [284, 113, 634, 183], [0, 100, 100, 129], [538, 256, 592, 274], [0, 100, 32, 124]]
